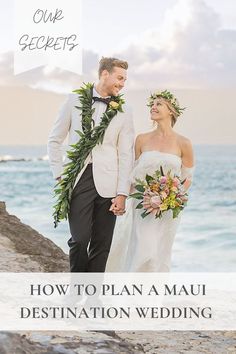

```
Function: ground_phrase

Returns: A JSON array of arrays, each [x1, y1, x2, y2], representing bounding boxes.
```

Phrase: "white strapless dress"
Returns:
[[106, 151, 194, 272]]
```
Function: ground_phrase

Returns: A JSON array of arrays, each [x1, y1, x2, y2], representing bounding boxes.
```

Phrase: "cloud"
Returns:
[[0, 50, 99, 92], [114, 0, 236, 89], [0, 0, 235, 91]]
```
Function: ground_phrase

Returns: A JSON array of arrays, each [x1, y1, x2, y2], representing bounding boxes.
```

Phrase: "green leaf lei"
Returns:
[[53, 82, 125, 228]]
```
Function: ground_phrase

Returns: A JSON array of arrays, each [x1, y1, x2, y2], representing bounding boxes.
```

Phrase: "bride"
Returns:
[[106, 90, 194, 272]]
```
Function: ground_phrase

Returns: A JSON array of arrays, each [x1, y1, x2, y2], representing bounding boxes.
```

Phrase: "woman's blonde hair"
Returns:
[[162, 97, 178, 127]]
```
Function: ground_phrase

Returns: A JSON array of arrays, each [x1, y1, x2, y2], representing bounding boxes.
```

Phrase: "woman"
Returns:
[[106, 90, 194, 272]]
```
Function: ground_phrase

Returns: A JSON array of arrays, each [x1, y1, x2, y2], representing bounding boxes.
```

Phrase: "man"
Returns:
[[48, 57, 134, 272]]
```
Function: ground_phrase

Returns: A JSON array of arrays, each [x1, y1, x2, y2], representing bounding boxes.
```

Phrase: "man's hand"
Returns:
[[109, 195, 127, 216]]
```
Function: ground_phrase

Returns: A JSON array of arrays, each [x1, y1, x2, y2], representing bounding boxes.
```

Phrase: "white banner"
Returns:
[[0, 273, 235, 331], [14, 0, 82, 74]]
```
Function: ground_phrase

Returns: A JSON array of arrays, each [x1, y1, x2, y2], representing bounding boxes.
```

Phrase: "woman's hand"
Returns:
[[109, 195, 127, 216]]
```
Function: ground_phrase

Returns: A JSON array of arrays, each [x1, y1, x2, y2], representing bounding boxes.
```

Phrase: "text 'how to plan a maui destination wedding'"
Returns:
[[14, 0, 82, 75], [0, 273, 235, 331]]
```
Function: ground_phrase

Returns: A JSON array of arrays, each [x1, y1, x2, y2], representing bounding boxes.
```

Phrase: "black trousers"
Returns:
[[68, 164, 116, 272]]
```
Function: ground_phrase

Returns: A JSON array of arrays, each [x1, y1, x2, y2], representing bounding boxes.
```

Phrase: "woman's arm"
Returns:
[[180, 137, 194, 190], [135, 134, 143, 160]]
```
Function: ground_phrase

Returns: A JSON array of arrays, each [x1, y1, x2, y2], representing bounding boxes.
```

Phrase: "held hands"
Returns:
[[109, 195, 127, 216]]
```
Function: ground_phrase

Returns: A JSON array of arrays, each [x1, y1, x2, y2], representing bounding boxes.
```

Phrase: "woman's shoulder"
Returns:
[[176, 133, 193, 150], [135, 131, 153, 142]]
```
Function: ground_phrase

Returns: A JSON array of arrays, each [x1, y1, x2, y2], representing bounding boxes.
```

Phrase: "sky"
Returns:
[[0, 0, 235, 91], [0, 0, 236, 144], [1, 0, 236, 53]]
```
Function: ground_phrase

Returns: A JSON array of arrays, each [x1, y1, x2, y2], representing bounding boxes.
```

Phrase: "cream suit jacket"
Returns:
[[47, 93, 134, 197]]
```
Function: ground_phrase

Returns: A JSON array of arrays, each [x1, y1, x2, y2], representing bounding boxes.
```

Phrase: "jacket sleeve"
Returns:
[[117, 106, 135, 196], [47, 95, 72, 179]]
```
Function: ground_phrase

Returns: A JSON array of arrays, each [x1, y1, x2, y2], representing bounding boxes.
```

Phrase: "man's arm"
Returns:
[[110, 107, 134, 215], [117, 106, 135, 195], [47, 95, 72, 179]]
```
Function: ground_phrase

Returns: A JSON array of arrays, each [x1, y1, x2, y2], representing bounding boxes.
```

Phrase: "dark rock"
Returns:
[[0, 201, 69, 272]]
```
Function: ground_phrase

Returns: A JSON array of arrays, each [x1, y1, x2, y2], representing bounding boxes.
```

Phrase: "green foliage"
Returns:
[[136, 201, 144, 209], [135, 184, 145, 192], [147, 89, 186, 116], [53, 82, 124, 227], [145, 174, 154, 184], [129, 192, 143, 200]]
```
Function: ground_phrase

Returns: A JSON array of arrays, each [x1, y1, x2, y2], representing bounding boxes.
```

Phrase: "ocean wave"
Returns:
[[0, 155, 49, 162]]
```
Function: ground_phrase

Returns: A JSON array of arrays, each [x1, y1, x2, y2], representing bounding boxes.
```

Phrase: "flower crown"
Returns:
[[147, 90, 186, 116]]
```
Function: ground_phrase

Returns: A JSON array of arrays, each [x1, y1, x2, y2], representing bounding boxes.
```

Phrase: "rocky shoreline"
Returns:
[[0, 201, 68, 272], [0, 201, 235, 353]]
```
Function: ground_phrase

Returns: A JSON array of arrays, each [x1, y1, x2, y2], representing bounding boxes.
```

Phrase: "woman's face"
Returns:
[[150, 98, 172, 124]]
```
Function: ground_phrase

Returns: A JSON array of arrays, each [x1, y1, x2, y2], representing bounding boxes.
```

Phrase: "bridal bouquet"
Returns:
[[130, 167, 188, 219]]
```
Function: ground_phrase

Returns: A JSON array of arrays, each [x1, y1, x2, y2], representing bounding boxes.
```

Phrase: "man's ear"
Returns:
[[101, 69, 109, 79]]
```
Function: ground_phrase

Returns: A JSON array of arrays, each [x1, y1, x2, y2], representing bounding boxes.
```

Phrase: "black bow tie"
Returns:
[[92, 96, 112, 105]]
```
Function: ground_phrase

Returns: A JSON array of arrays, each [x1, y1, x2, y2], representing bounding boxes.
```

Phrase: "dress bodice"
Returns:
[[130, 151, 194, 183]]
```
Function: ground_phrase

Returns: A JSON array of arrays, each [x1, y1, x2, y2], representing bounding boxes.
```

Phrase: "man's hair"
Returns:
[[98, 57, 128, 77]]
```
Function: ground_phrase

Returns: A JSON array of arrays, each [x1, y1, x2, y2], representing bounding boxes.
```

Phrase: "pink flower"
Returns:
[[173, 177, 179, 187], [150, 195, 161, 208], [164, 187, 169, 195], [181, 196, 188, 202], [152, 208, 160, 216], [160, 176, 167, 184]]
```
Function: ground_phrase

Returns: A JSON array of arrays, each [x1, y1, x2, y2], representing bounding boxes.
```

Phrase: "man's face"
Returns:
[[102, 67, 127, 96]]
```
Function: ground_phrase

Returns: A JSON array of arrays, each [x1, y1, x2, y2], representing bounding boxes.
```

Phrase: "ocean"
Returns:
[[0, 145, 236, 272]]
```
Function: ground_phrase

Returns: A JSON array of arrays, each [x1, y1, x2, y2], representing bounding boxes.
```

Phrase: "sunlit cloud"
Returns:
[[0, 0, 235, 92]]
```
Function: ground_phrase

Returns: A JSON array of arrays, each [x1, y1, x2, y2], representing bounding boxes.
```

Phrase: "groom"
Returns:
[[48, 57, 134, 272]]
